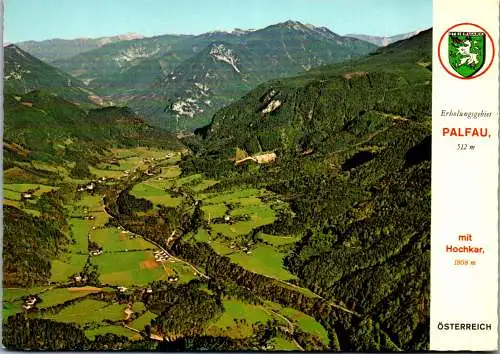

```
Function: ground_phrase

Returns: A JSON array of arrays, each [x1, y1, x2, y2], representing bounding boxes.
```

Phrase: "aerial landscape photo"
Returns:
[[2, 0, 432, 351]]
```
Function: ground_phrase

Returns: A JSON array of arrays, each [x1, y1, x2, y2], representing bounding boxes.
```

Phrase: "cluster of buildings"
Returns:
[[154, 250, 169, 263], [77, 176, 109, 193], [89, 249, 103, 256], [72, 274, 88, 284], [229, 242, 254, 255], [23, 296, 37, 310], [77, 182, 95, 192]]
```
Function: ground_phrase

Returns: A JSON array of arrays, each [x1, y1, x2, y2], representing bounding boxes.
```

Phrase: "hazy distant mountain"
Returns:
[[157, 20, 378, 130], [345, 30, 424, 47], [46, 20, 376, 130], [4, 44, 104, 107], [16, 33, 144, 62]]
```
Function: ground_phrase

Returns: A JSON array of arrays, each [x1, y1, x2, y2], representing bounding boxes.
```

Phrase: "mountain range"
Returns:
[[14, 21, 391, 130], [15, 33, 144, 62], [3, 22, 432, 351], [3, 45, 181, 177], [4, 44, 104, 108], [346, 30, 424, 46]]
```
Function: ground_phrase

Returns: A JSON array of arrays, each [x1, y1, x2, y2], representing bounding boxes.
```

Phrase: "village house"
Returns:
[[168, 276, 179, 283], [154, 250, 170, 263], [23, 296, 37, 310], [21, 191, 34, 200], [90, 249, 103, 256]]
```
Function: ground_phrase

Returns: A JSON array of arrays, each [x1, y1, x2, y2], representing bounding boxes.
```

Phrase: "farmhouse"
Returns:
[[23, 296, 37, 310], [21, 191, 34, 200], [90, 249, 103, 256]]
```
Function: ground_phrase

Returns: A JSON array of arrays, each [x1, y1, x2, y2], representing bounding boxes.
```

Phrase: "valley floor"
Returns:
[[3, 147, 331, 350]]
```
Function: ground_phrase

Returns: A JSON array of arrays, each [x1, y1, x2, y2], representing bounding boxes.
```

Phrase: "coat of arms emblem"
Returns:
[[448, 31, 486, 78]]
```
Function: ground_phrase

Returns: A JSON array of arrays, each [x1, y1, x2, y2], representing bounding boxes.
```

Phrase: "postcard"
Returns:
[[1, 0, 498, 351]]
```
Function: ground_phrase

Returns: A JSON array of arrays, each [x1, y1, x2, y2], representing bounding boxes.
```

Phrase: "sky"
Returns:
[[4, 0, 432, 43]]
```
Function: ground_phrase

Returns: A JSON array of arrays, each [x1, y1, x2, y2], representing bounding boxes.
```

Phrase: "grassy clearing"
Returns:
[[269, 337, 299, 351], [3, 183, 57, 194], [132, 301, 146, 312], [44, 299, 125, 325], [50, 254, 88, 282], [210, 203, 276, 238], [199, 188, 263, 205], [3, 184, 58, 203], [190, 179, 219, 193], [211, 222, 255, 237], [38, 287, 102, 309], [171, 263, 198, 284], [173, 174, 203, 187], [210, 241, 233, 256], [280, 308, 329, 346], [74, 195, 103, 211], [111, 147, 170, 162], [194, 229, 211, 243], [226, 244, 296, 281], [201, 204, 227, 220], [93, 251, 165, 286], [258, 233, 301, 247], [88, 166, 124, 179], [30, 160, 68, 175], [91, 227, 153, 252], [130, 183, 182, 208], [159, 166, 182, 179], [3, 287, 49, 318], [205, 300, 273, 339], [92, 251, 194, 286], [130, 311, 157, 331], [68, 219, 90, 254], [3, 301, 23, 319], [85, 325, 138, 340]]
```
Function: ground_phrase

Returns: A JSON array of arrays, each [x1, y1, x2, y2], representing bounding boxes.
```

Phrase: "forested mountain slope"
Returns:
[[48, 21, 376, 130], [179, 29, 432, 351]]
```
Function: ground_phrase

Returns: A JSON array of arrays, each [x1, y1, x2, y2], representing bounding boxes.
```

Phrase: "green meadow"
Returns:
[[37, 287, 103, 309], [85, 325, 138, 340], [205, 299, 274, 339], [91, 227, 153, 252], [130, 182, 182, 208], [44, 299, 125, 325]]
